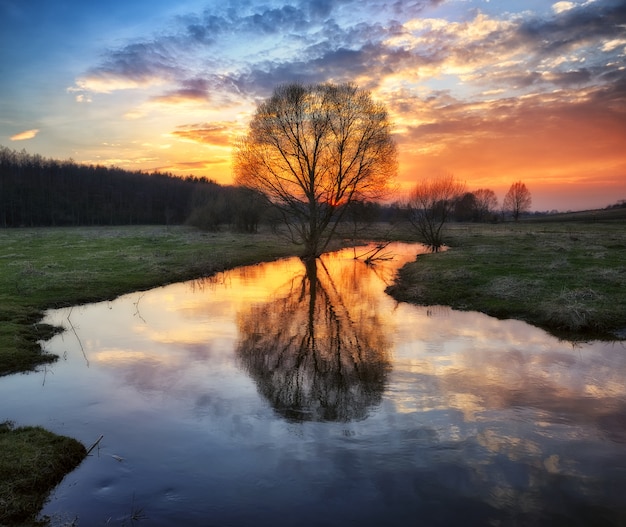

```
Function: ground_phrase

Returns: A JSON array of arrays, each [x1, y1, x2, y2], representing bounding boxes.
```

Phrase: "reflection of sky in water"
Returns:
[[2, 243, 626, 526]]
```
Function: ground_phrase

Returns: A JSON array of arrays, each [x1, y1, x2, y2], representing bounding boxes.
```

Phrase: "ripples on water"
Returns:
[[1, 243, 625, 526]]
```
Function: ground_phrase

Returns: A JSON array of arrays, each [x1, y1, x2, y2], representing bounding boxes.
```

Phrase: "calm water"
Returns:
[[2, 243, 626, 526]]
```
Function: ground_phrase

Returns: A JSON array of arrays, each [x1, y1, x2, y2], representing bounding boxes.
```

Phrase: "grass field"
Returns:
[[0, 422, 85, 526], [387, 220, 626, 340]]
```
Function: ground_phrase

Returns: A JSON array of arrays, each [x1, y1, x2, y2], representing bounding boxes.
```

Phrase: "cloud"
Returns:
[[69, 0, 626, 188], [150, 78, 212, 104], [70, 75, 167, 95], [552, 2, 576, 14], [393, 78, 626, 207], [10, 128, 39, 141], [399, 77, 626, 147], [68, 39, 185, 97], [69, 0, 445, 102], [171, 121, 241, 147], [516, 0, 626, 56], [172, 159, 226, 168], [149, 76, 243, 107], [384, 2, 626, 95]]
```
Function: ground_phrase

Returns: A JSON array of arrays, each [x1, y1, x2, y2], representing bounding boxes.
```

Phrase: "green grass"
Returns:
[[387, 221, 626, 340], [0, 421, 86, 526]]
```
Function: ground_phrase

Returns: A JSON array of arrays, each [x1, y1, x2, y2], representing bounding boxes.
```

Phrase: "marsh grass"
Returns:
[[0, 421, 86, 526], [387, 221, 626, 340]]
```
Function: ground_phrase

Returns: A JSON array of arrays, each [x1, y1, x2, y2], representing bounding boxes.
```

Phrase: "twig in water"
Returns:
[[42, 364, 54, 386], [355, 242, 395, 264], [129, 492, 148, 524], [133, 292, 147, 323], [66, 306, 89, 367], [86, 434, 104, 455]]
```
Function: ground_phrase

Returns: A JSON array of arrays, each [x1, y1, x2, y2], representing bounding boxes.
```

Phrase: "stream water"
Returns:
[[2, 243, 625, 526]]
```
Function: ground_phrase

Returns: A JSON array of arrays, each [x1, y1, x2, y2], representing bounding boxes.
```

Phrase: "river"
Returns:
[[2, 243, 625, 526]]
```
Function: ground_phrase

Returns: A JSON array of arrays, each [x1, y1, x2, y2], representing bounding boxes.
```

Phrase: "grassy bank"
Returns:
[[0, 225, 306, 376], [0, 225, 309, 526], [0, 422, 86, 526], [387, 221, 626, 340]]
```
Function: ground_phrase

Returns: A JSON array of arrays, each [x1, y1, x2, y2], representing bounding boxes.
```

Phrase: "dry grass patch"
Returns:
[[542, 288, 603, 332], [487, 277, 544, 300]]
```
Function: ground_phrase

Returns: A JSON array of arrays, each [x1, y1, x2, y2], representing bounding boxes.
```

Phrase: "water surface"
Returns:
[[2, 243, 625, 526]]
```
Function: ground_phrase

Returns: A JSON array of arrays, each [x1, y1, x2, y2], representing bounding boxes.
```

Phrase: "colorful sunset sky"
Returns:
[[1, 0, 625, 211]]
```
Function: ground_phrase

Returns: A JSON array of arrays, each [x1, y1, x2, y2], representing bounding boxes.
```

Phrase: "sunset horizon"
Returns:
[[1, 0, 625, 212]]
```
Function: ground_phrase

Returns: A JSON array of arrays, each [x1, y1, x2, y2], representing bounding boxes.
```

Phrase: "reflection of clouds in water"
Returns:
[[391, 305, 626, 410], [364, 403, 624, 520], [385, 303, 626, 515]]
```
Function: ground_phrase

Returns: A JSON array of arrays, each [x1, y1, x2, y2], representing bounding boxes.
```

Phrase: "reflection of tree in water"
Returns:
[[236, 257, 391, 422]]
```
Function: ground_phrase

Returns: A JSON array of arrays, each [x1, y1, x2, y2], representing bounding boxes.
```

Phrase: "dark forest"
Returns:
[[0, 146, 229, 228]]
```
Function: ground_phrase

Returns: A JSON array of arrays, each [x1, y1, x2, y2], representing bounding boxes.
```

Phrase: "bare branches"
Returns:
[[407, 174, 465, 251], [503, 181, 532, 220], [234, 82, 396, 259]]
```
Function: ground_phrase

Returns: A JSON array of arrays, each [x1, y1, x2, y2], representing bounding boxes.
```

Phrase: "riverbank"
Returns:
[[387, 221, 626, 341], [0, 226, 307, 376], [0, 422, 86, 526]]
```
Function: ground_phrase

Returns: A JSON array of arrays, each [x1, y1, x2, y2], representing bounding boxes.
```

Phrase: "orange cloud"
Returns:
[[162, 159, 229, 171], [171, 122, 242, 147], [10, 128, 39, 141]]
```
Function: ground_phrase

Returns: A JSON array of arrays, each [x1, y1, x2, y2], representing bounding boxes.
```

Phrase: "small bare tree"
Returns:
[[407, 174, 465, 251], [234, 82, 397, 260], [503, 181, 532, 220], [473, 188, 499, 221]]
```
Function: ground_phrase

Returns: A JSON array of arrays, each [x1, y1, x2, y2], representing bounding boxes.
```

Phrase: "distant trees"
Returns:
[[473, 188, 499, 221], [407, 174, 466, 251], [0, 146, 209, 227], [234, 82, 396, 260], [451, 188, 499, 222], [503, 181, 532, 220], [606, 199, 626, 210], [186, 184, 267, 233], [186, 181, 231, 231], [454, 192, 478, 222]]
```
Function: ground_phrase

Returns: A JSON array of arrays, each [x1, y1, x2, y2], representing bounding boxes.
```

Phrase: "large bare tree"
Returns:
[[407, 174, 466, 251], [503, 181, 532, 220], [234, 83, 397, 260]]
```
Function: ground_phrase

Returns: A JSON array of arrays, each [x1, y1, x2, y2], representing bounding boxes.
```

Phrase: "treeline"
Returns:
[[0, 146, 220, 227], [1, 146, 509, 230]]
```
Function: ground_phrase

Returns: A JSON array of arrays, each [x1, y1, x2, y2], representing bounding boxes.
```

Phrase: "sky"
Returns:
[[1, 0, 625, 211]]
